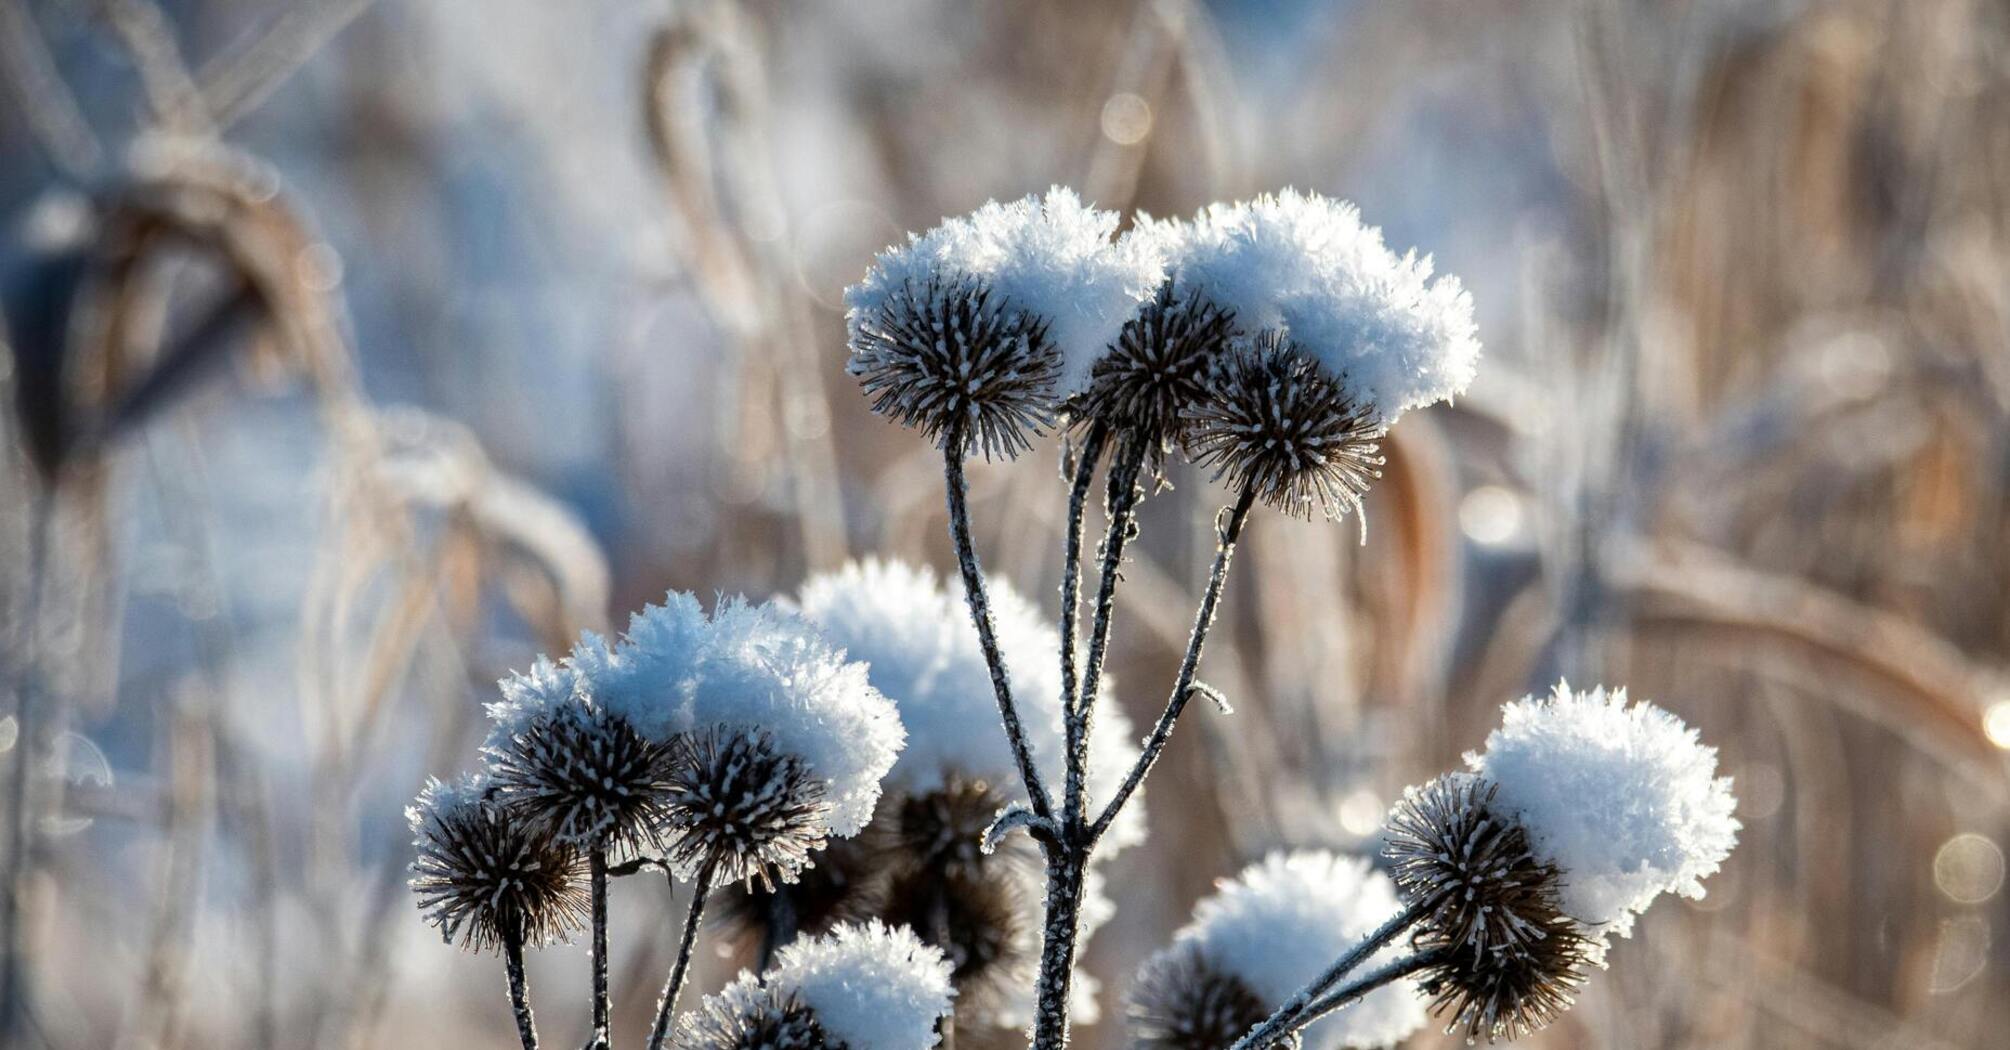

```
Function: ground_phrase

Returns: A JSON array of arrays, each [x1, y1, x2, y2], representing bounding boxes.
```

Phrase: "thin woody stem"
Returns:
[[1232, 951, 1442, 1050], [1090, 484, 1256, 841], [1057, 422, 1109, 829], [645, 860, 716, 1050], [1071, 437, 1147, 825], [588, 845, 610, 1050], [943, 424, 1054, 820], [1224, 899, 1433, 1050], [503, 932, 540, 1050]]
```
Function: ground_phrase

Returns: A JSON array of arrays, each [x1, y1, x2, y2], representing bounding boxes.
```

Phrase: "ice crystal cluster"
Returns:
[[681, 923, 955, 1050], [1129, 852, 1427, 1050]]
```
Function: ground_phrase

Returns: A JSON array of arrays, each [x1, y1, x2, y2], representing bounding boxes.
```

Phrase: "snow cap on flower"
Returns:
[[1135, 851, 1427, 1050], [578, 592, 710, 740], [1160, 189, 1479, 427], [767, 921, 956, 1050], [407, 773, 590, 953], [1465, 682, 1740, 937]]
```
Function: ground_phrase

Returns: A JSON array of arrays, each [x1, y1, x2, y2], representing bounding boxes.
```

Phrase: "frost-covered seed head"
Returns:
[[847, 274, 1062, 460], [1137, 851, 1427, 1050], [1127, 948, 1298, 1050], [1188, 334, 1385, 519], [891, 776, 1034, 881], [484, 680, 681, 854], [1465, 682, 1740, 936], [1161, 190, 1479, 428], [664, 728, 834, 888], [764, 921, 956, 1050], [1383, 773, 1570, 956], [408, 775, 590, 953], [1070, 282, 1237, 464], [673, 987, 838, 1050], [1414, 917, 1594, 1045]]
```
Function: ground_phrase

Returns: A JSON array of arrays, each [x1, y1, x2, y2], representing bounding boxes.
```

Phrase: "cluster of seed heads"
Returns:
[[409, 784, 592, 953], [1384, 773, 1591, 1043], [485, 698, 683, 854], [1186, 332, 1385, 520], [848, 274, 1062, 461], [1127, 949, 1300, 1050], [1070, 283, 1236, 462], [673, 990, 843, 1050], [664, 728, 834, 888]]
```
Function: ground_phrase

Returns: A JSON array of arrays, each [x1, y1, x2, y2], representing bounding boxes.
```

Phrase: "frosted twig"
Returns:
[[645, 860, 716, 1050], [504, 932, 540, 1050], [588, 846, 610, 1050], [1236, 951, 1443, 1050], [1072, 437, 1148, 820], [1057, 422, 1109, 829], [942, 424, 1054, 821], [1223, 898, 1431, 1050]]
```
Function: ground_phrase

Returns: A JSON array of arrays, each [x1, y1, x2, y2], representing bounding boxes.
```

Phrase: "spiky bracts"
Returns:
[[408, 775, 591, 953], [1383, 773, 1568, 956], [847, 274, 1062, 460], [672, 986, 840, 1050], [1127, 948, 1295, 1050], [1070, 283, 1235, 461], [1414, 918, 1593, 1045], [485, 694, 682, 855], [1187, 334, 1384, 519], [664, 728, 834, 889]]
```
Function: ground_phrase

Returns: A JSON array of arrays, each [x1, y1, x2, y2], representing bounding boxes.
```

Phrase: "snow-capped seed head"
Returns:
[[847, 273, 1062, 460], [1127, 948, 1299, 1050], [1138, 851, 1427, 1050], [484, 670, 681, 854], [1187, 333, 1385, 520], [1069, 281, 1237, 464], [1163, 189, 1479, 428], [580, 593, 710, 741], [1465, 682, 1741, 937], [673, 985, 835, 1050], [407, 774, 590, 953], [1414, 917, 1594, 1045], [875, 862, 1036, 1014], [1383, 773, 1570, 956], [766, 921, 956, 1050], [663, 728, 834, 888]]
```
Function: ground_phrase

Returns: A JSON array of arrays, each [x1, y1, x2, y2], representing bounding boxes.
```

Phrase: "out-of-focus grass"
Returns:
[[1, 1, 2005, 1048]]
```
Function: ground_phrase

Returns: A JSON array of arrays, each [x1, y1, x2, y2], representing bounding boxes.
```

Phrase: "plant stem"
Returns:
[[504, 932, 540, 1050], [1029, 849, 1085, 1050], [1090, 485, 1256, 841], [645, 860, 716, 1050], [589, 845, 610, 1050], [1071, 438, 1146, 823], [942, 427, 1053, 819], [1056, 423, 1109, 828], [1230, 951, 1441, 1050], [1224, 899, 1431, 1050], [757, 890, 797, 973]]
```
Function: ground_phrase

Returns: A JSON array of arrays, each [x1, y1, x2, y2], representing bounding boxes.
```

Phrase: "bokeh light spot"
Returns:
[[1982, 699, 2010, 749], [1934, 833, 2006, 904], [1100, 92, 1153, 146], [1459, 484, 1524, 546], [1337, 788, 1384, 837]]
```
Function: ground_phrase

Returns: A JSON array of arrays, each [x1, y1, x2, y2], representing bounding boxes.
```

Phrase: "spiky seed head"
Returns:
[[485, 697, 681, 854], [1415, 918, 1594, 1044], [847, 274, 1062, 461], [1384, 773, 1572, 956], [1187, 333, 1384, 519], [674, 988, 840, 1050], [408, 776, 591, 953], [713, 829, 880, 950], [1127, 948, 1299, 1050], [664, 728, 834, 889], [1070, 283, 1235, 463], [875, 865, 1035, 1014], [890, 776, 1035, 880]]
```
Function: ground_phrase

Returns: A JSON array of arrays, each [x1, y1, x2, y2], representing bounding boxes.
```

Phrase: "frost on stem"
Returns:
[[662, 728, 834, 889], [1465, 682, 1741, 937], [1187, 333, 1385, 520], [408, 774, 591, 953], [483, 659, 681, 856], [1129, 852, 1426, 1050]]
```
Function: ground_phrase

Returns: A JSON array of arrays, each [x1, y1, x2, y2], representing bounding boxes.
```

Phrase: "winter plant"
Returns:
[[406, 188, 1740, 1049]]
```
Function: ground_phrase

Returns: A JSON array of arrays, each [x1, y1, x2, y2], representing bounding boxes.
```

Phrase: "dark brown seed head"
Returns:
[[674, 988, 846, 1050], [1127, 947, 1299, 1050], [664, 728, 834, 889], [1383, 773, 1571, 957], [1070, 283, 1236, 464], [847, 273, 1062, 461], [890, 775, 1035, 880], [1415, 917, 1594, 1044], [1187, 333, 1384, 519], [485, 699, 681, 855], [408, 777, 591, 953], [875, 864, 1036, 1015]]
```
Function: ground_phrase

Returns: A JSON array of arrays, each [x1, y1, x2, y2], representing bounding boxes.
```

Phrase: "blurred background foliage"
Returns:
[[1, 0, 2007, 1047]]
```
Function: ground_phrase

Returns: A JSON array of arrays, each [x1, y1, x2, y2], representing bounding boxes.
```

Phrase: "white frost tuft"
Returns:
[[1465, 681, 1740, 937], [768, 921, 956, 1050], [1156, 189, 1479, 426], [580, 593, 709, 740], [482, 656, 582, 755], [846, 188, 1163, 397], [1150, 850, 1428, 1050]]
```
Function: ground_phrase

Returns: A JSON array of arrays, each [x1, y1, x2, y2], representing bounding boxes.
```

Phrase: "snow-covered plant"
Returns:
[[677, 922, 955, 1050]]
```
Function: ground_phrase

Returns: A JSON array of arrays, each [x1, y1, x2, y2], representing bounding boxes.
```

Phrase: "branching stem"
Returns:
[[1071, 438, 1146, 826], [645, 860, 716, 1050]]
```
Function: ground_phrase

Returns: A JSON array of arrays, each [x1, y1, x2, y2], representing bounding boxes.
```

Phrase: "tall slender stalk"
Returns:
[[1229, 951, 1441, 1050], [646, 860, 716, 1050], [1224, 899, 1432, 1050], [1056, 423, 1109, 828], [503, 932, 540, 1050], [588, 846, 610, 1050], [942, 425, 1053, 819], [1091, 485, 1256, 840], [1072, 439, 1147, 811]]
